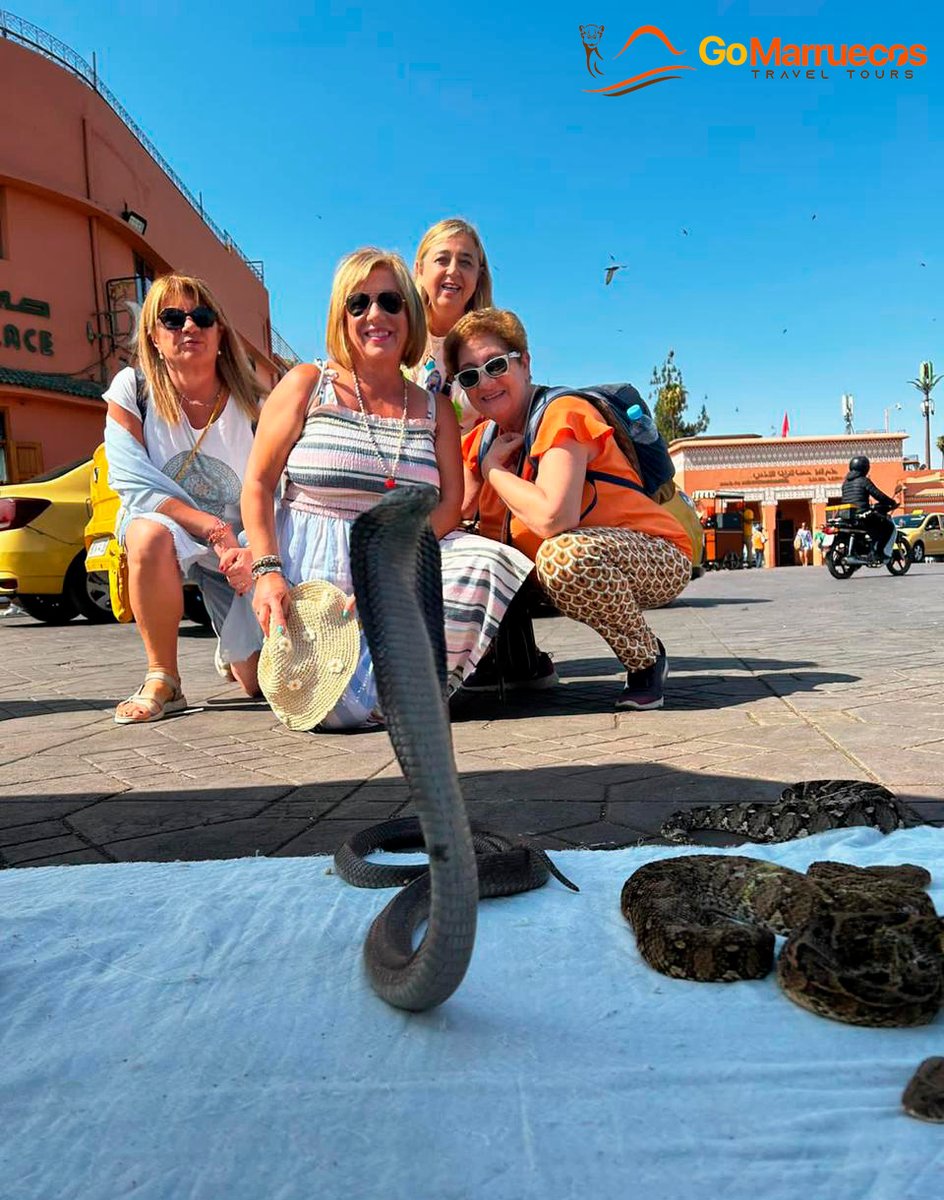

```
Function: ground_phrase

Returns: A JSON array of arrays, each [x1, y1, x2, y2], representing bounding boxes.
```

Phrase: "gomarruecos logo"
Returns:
[[699, 35, 926, 78]]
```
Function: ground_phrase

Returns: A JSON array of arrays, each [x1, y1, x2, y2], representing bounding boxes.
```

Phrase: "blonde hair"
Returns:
[[444, 308, 530, 377], [325, 248, 427, 370], [136, 273, 263, 424], [413, 218, 493, 317]]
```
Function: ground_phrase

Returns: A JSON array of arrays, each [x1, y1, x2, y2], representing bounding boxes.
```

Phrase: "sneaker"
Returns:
[[462, 650, 559, 693], [214, 644, 236, 683], [616, 640, 668, 711]]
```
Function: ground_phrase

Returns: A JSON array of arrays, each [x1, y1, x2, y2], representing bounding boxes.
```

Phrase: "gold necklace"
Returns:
[[351, 371, 409, 490], [180, 382, 225, 422]]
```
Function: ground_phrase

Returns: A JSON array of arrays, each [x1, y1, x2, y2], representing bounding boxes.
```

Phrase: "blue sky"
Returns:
[[17, 0, 944, 458]]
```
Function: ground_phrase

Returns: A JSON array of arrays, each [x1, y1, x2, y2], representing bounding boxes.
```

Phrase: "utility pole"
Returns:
[[909, 361, 941, 468]]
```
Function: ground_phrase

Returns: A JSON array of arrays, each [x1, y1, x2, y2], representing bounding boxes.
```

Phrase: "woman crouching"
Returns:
[[447, 308, 692, 711]]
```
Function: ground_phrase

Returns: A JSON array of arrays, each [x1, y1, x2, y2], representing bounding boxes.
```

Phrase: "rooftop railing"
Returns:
[[0, 9, 263, 282]]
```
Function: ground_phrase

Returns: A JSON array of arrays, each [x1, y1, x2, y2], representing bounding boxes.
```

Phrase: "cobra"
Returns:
[[347, 485, 577, 1011], [348, 484, 480, 1011]]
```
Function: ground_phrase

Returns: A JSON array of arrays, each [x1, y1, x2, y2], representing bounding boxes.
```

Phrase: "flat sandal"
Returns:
[[114, 670, 187, 725]]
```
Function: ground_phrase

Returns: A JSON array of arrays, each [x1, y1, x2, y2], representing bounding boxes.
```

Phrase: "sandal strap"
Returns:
[[120, 689, 163, 717], [143, 670, 180, 690]]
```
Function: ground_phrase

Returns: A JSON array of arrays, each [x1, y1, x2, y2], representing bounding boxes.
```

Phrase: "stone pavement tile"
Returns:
[[2, 774, 127, 800], [13, 846, 115, 867], [0, 755, 99, 784], [0, 799, 99, 829], [272, 820, 392, 857], [97, 816, 313, 862], [520, 819, 644, 849], [2, 834, 104, 866], [458, 771, 610, 803], [68, 794, 294, 843], [458, 799, 601, 834], [264, 789, 358, 819], [328, 786, 411, 819], [0, 818, 72, 846]]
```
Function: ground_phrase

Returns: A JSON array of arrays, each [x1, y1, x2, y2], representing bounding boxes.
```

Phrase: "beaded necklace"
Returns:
[[351, 370, 409, 490]]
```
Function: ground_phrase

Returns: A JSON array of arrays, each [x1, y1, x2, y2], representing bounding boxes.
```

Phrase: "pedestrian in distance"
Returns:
[[752, 523, 767, 568], [794, 521, 814, 566]]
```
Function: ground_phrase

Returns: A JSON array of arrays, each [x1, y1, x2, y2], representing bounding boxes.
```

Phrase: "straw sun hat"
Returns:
[[257, 580, 361, 731]]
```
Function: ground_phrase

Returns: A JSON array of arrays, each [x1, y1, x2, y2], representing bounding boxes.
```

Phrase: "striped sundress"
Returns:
[[275, 369, 534, 729]]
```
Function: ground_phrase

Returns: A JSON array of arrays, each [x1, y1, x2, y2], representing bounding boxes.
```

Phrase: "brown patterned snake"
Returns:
[[621, 855, 944, 1120]]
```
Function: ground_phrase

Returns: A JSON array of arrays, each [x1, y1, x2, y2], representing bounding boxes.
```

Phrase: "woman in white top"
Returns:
[[412, 218, 493, 432], [104, 273, 264, 723]]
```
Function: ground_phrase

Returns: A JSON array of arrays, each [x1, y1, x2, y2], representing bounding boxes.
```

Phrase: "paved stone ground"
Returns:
[[1, 562, 942, 867]]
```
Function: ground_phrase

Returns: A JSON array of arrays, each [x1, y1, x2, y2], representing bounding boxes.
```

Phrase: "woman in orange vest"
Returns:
[[448, 308, 692, 711]]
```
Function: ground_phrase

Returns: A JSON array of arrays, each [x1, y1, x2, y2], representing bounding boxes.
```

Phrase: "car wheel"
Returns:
[[912, 541, 925, 563], [16, 592, 80, 624], [66, 554, 116, 623]]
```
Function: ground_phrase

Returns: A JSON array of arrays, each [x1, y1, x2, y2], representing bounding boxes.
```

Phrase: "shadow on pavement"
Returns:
[[3, 763, 937, 869], [450, 667, 860, 719]]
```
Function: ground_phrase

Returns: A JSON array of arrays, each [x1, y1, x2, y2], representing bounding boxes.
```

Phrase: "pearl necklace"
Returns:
[[351, 370, 409, 490]]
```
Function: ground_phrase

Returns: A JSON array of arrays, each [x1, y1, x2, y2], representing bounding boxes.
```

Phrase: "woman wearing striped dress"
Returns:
[[239, 247, 534, 729]]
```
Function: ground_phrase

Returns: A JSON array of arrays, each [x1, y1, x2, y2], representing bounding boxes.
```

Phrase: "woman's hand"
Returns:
[[252, 571, 291, 639], [482, 431, 524, 478], [217, 546, 254, 595]]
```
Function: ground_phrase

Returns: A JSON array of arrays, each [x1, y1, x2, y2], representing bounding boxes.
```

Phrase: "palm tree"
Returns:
[[937, 433, 944, 470]]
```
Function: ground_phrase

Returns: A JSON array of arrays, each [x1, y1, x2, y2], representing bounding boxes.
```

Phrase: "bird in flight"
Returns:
[[604, 263, 627, 286], [811, 213, 817, 221], [681, 227, 690, 236], [782, 328, 788, 334], [920, 261, 927, 267]]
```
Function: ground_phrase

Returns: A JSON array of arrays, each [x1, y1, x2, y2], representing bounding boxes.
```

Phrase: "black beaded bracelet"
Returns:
[[251, 563, 284, 580], [250, 555, 284, 580]]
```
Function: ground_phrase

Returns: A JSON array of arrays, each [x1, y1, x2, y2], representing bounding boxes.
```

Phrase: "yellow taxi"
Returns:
[[893, 510, 944, 563], [0, 458, 113, 623], [84, 442, 211, 626]]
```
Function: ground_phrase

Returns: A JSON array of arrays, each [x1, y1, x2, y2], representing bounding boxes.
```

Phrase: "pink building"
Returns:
[[0, 13, 297, 482]]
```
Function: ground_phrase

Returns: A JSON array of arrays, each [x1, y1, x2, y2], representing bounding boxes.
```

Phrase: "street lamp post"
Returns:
[[884, 403, 902, 433]]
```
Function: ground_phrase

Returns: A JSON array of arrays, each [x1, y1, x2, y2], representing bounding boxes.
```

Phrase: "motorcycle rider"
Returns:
[[840, 455, 897, 562]]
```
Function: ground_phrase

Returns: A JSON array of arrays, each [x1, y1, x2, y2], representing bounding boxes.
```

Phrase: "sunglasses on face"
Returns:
[[157, 305, 218, 331], [345, 291, 405, 317], [454, 352, 522, 391]]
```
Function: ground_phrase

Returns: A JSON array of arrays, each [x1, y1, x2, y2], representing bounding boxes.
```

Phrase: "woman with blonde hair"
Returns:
[[412, 217, 493, 432], [413, 218, 556, 692], [241, 247, 534, 730], [104, 273, 264, 723]]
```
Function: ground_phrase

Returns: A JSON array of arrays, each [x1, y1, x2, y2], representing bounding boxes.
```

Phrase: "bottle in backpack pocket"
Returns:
[[625, 403, 660, 445]]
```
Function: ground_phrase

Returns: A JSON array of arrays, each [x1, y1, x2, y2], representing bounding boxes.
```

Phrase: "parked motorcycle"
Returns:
[[823, 504, 912, 580]]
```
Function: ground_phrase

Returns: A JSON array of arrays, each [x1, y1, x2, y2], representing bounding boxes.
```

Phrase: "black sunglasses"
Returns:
[[455, 352, 521, 391], [345, 291, 405, 317], [157, 305, 218, 331]]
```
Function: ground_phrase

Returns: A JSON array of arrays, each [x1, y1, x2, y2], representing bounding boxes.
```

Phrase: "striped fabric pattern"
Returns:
[[274, 380, 533, 729]]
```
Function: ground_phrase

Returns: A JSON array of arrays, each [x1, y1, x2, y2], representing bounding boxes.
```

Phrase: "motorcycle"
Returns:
[[823, 504, 912, 580]]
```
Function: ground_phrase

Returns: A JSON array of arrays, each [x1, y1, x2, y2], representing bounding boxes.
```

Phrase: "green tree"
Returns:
[[648, 349, 709, 443], [936, 433, 944, 470]]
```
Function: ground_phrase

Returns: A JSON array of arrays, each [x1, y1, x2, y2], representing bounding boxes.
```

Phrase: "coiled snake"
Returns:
[[345, 485, 576, 1012]]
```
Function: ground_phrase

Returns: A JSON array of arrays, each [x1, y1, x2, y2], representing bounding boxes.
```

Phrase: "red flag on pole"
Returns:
[[780, 412, 790, 437]]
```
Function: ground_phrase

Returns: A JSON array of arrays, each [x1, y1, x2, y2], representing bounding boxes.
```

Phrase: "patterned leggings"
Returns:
[[535, 527, 691, 670]]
